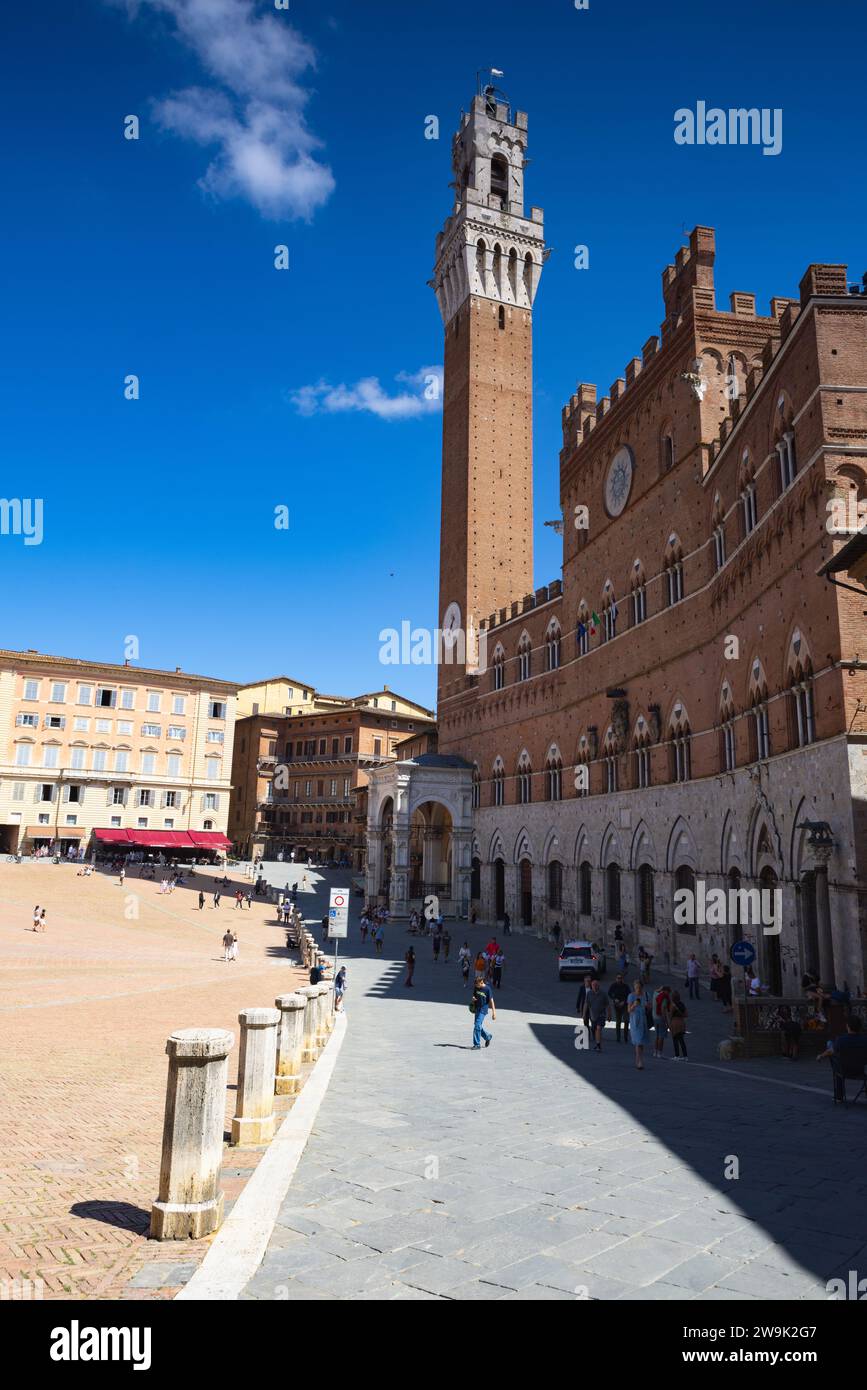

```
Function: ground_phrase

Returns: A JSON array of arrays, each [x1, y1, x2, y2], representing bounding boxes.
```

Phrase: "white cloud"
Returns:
[[113, 0, 334, 219], [290, 367, 444, 422]]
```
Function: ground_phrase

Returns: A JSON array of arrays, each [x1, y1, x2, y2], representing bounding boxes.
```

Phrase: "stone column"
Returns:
[[299, 985, 320, 1063], [150, 1027, 233, 1240], [816, 864, 835, 986], [274, 992, 306, 1095], [231, 1008, 280, 1146], [314, 981, 331, 1049]]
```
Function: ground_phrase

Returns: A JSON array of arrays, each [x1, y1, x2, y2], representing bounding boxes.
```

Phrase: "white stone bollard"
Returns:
[[231, 1008, 280, 1145], [274, 992, 306, 1096], [299, 985, 320, 1063], [150, 1027, 234, 1240], [314, 981, 331, 1049]]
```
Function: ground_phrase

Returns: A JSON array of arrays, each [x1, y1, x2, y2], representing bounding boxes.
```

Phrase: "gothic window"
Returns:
[[490, 154, 508, 208], [669, 706, 692, 782], [660, 426, 675, 473], [630, 564, 647, 626], [603, 727, 618, 792], [517, 751, 533, 805], [517, 633, 531, 682], [498, 305, 505, 330], [545, 621, 561, 671], [637, 864, 655, 927], [747, 663, 770, 762], [739, 451, 758, 537], [787, 661, 815, 749], [492, 643, 505, 691], [472, 764, 480, 809], [605, 863, 622, 920], [548, 860, 563, 910], [602, 583, 618, 641], [492, 757, 505, 808], [718, 684, 737, 772], [711, 494, 727, 571], [774, 395, 798, 495], [545, 748, 562, 801], [578, 862, 592, 917], [634, 721, 652, 788], [664, 539, 684, 606], [576, 604, 590, 656]]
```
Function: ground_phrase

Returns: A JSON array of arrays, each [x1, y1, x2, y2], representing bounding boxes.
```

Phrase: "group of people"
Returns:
[[575, 973, 690, 1070], [31, 904, 47, 932], [359, 907, 387, 955]]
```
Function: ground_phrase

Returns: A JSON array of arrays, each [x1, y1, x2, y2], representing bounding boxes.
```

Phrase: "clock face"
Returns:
[[605, 446, 634, 518], [442, 601, 462, 647]]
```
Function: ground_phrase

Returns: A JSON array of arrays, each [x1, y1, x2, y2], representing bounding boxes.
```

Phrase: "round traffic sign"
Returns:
[[333, 893, 346, 908], [730, 939, 756, 968]]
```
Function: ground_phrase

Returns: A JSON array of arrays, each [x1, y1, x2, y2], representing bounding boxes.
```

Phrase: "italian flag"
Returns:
[[589, 611, 600, 636]]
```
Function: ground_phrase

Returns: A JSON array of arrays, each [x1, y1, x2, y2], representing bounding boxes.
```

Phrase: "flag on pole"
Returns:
[[589, 611, 600, 635], [576, 621, 587, 641]]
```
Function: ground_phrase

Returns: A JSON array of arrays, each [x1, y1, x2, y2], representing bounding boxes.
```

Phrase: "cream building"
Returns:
[[0, 650, 239, 857]]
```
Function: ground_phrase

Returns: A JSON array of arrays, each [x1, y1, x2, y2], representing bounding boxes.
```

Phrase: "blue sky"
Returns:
[[2, 0, 864, 709]]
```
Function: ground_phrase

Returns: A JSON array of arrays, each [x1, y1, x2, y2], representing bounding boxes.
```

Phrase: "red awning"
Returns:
[[131, 830, 193, 849], [187, 831, 232, 850], [93, 828, 134, 843]]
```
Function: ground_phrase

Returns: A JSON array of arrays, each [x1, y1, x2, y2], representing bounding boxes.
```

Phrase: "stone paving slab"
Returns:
[[240, 882, 867, 1302]]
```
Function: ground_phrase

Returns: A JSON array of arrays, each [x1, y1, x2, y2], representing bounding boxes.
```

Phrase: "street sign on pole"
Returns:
[[328, 887, 349, 939], [730, 940, 756, 969]]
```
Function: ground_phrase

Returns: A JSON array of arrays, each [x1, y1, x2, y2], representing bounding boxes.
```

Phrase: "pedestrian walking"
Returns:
[[360, 915, 369, 945], [583, 978, 611, 1052], [222, 929, 233, 963], [245, 890, 253, 909], [37, 907, 47, 933], [374, 923, 384, 956], [442, 929, 451, 962], [32, 904, 41, 932], [474, 949, 486, 977], [608, 973, 630, 1042], [627, 978, 650, 1069], [235, 890, 243, 909], [502, 911, 511, 936], [404, 946, 415, 987], [686, 953, 701, 999], [653, 984, 672, 1057], [492, 949, 505, 989], [432, 928, 442, 962], [669, 991, 689, 1059], [551, 920, 561, 949], [458, 941, 471, 985], [119, 866, 125, 886], [335, 966, 347, 1011], [575, 973, 594, 1020], [719, 965, 733, 1012], [198, 890, 205, 910], [230, 932, 239, 962], [709, 954, 723, 1000], [213, 889, 221, 907], [470, 973, 496, 1049]]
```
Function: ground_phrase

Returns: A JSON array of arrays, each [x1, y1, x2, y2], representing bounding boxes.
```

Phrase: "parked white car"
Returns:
[[558, 940, 607, 981]]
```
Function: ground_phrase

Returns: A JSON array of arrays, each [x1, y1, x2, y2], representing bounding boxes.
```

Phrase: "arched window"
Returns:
[[630, 562, 647, 626], [548, 860, 563, 910], [787, 659, 815, 749], [602, 582, 618, 642], [748, 662, 770, 762], [498, 305, 505, 330], [517, 633, 531, 682], [774, 393, 797, 494], [545, 747, 562, 801], [711, 494, 727, 572], [471, 764, 480, 809], [492, 643, 505, 691], [674, 865, 696, 935], [545, 621, 561, 671], [605, 863, 621, 920], [490, 154, 508, 208], [660, 426, 675, 473], [664, 537, 684, 607], [637, 864, 655, 927], [579, 861, 592, 917], [669, 706, 692, 782], [492, 757, 505, 808], [739, 450, 758, 537], [576, 603, 590, 657], [634, 718, 652, 788], [603, 727, 618, 793], [516, 751, 532, 805], [718, 683, 736, 772]]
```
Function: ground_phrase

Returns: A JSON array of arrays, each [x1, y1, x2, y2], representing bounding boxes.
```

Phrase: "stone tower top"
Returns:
[[432, 87, 546, 325]]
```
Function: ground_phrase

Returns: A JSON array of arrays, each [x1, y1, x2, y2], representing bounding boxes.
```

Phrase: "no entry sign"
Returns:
[[328, 887, 349, 939]]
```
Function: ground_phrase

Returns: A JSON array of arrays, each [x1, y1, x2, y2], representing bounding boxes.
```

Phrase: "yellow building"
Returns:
[[0, 650, 239, 858]]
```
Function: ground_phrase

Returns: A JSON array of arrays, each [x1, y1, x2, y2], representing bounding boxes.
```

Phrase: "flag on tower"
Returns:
[[576, 620, 587, 641], [589, 611, 600, 635]]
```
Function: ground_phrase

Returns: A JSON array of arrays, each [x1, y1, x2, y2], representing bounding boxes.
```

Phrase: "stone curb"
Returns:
[[175, 1010, 348, 1301]]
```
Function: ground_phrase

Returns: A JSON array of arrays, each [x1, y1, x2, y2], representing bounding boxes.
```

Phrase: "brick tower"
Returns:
[[432, 84, 546, 692]]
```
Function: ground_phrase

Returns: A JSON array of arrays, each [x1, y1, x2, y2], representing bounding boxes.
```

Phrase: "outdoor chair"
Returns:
[[832, 1050, 867, 1106]]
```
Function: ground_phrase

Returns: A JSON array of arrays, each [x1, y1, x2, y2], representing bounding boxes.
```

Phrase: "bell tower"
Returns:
[[432, 82, 546, 693]]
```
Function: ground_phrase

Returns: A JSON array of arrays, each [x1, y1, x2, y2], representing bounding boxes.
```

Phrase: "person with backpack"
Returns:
[[653, 984, 672, 1058], [669, 991, 688, 1059], [470, 973, 496, 1049]]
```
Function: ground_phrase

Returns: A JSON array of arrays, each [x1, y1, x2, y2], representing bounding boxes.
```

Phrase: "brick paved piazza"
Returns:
[[244, 882, 867, 1302], [0, 858, 307, 1299]]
